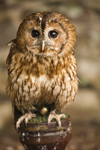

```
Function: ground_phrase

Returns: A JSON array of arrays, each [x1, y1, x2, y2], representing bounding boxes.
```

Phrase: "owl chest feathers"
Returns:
[[7, 52, 78, 112]]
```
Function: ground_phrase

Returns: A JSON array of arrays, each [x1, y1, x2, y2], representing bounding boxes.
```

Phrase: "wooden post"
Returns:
[[14, 107, 72, 150]]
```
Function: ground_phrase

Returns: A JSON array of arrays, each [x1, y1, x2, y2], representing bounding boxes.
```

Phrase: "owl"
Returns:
[[6, 12, 78, 128]]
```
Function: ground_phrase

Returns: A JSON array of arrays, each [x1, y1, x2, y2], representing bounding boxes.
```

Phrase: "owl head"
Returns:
[[10, 12, 76, 56]]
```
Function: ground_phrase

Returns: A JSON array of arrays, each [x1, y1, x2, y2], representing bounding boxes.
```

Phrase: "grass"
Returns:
[[28, 113, 68, 123]]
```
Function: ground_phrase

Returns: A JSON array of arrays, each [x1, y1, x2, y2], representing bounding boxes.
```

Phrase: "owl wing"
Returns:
[[6, 39, 16, 47], [6, 39, 17, 65]]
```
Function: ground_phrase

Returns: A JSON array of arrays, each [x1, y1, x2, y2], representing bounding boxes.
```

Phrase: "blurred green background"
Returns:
[[0, 0, 100, 150]]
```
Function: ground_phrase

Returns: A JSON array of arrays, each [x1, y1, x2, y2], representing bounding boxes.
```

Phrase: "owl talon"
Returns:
[[16, 112, 36, 129], [48, 110, 66, 128]]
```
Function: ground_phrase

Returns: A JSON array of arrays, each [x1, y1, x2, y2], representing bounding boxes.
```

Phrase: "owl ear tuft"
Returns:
[[6, 39, 16, 47]]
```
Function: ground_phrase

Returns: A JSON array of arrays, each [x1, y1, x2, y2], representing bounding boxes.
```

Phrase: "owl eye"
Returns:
[[31, 30, 40, 38], [49, 30, 58, 38]]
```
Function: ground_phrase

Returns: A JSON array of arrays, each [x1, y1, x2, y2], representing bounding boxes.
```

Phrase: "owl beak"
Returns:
[[42, 40, 45, 51]]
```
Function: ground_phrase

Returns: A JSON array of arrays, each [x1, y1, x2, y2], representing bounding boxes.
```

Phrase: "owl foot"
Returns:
[[48, 110, 66, 128], [16, 111, 36, 129]]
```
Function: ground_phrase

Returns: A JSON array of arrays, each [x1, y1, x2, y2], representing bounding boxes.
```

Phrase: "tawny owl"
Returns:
[[6, 12, 78, 128]]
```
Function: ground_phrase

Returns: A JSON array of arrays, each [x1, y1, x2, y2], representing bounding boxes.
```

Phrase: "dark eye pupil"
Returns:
[[31, 30, 39, 38], [49, 30, 58, 38]]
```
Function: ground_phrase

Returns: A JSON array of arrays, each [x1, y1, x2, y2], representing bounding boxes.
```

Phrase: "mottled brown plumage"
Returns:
[[6, 12, 78, 128]]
